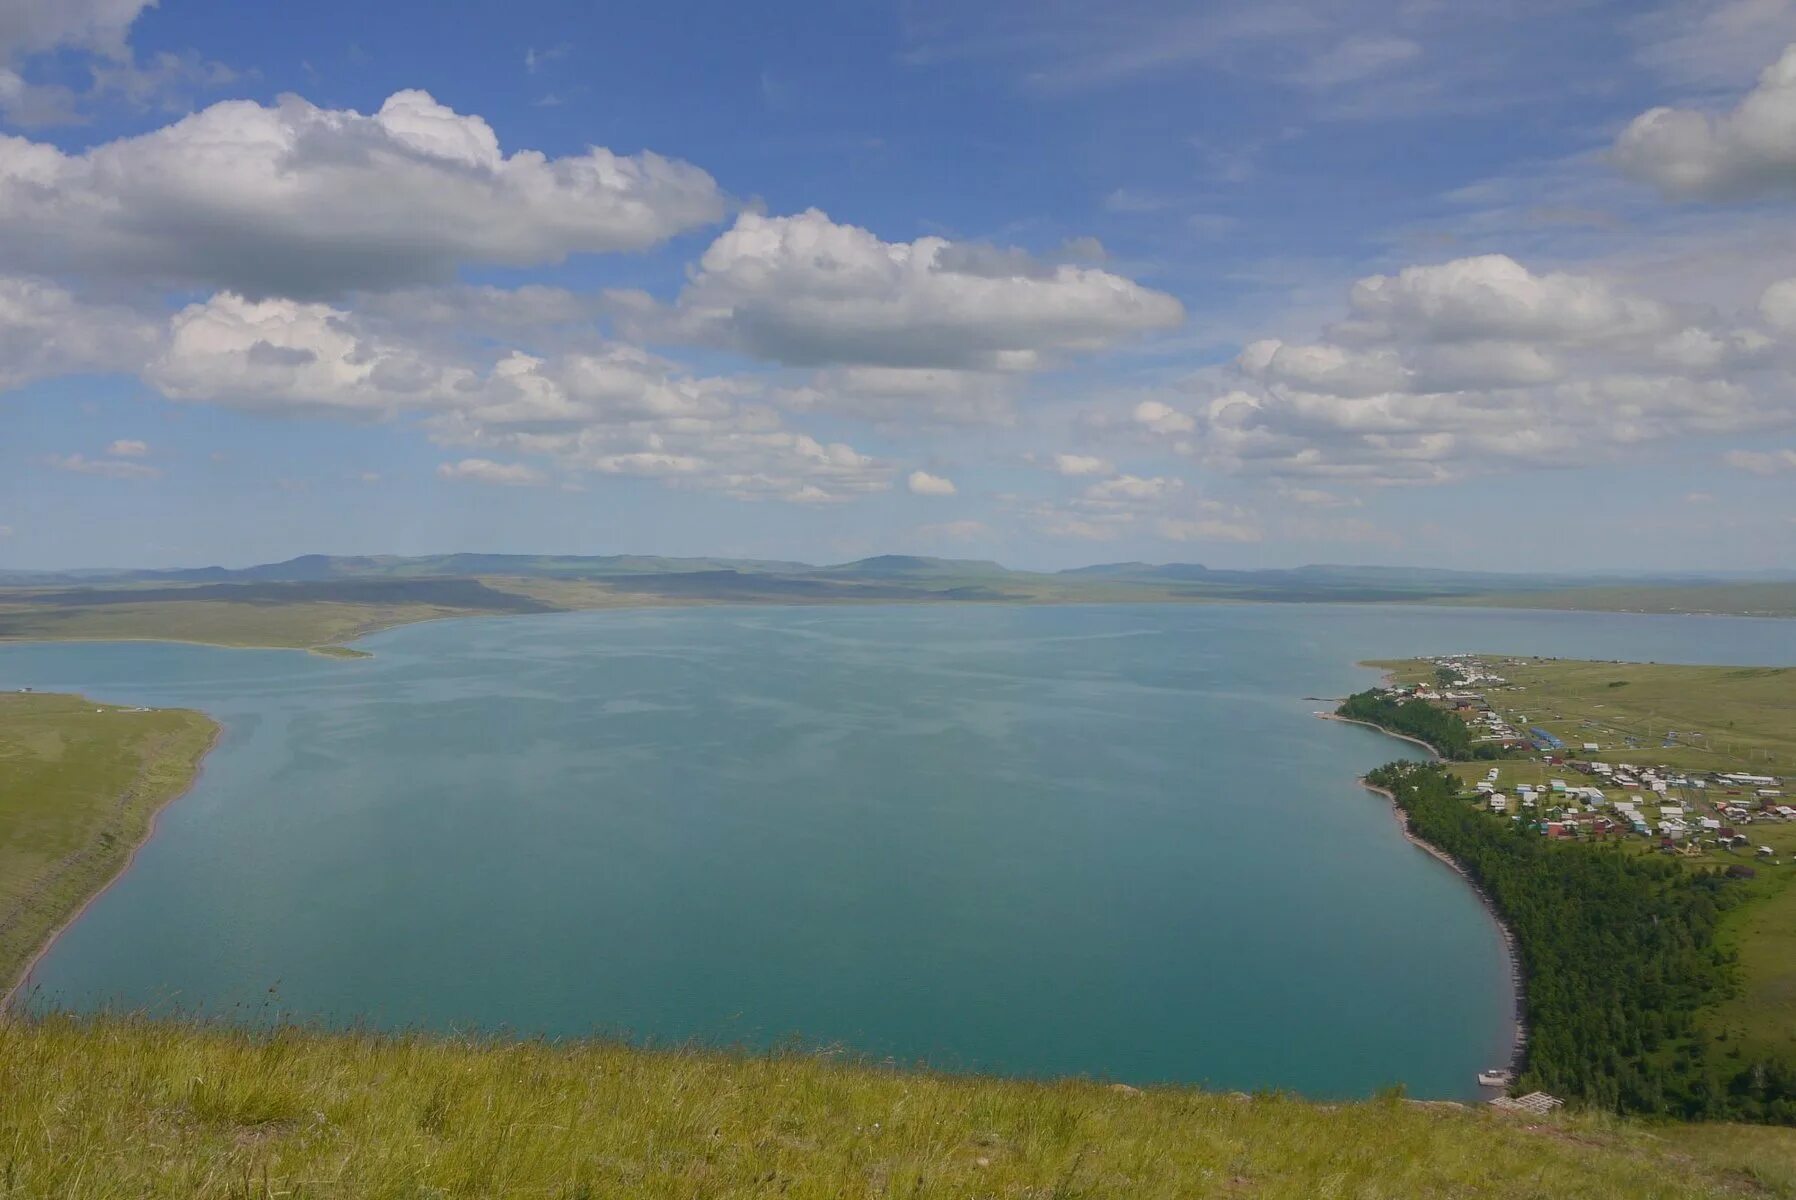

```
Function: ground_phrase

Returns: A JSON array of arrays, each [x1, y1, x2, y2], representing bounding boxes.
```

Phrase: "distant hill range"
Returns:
[[2, 552, 1792, 607]]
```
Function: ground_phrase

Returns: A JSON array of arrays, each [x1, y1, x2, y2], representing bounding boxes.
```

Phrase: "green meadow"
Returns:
[[0, 692, 217, 995], [1449, 582, 1796, 620], [8, 1012, 1796, 1199]]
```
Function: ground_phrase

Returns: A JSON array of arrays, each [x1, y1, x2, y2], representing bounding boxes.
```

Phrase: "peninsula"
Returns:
[[1338, 655, 1796, 1123], [0, 691, 218, 999]]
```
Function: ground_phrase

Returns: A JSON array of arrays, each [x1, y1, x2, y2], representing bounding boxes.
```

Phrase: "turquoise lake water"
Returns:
[[7, 602, 1796, 1099]]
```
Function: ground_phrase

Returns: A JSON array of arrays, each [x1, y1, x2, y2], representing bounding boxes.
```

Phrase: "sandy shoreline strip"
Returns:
[[1315, 711, 1442, 758], [1358, 778, 1529, 1082], [1315, 711, 1529, 1084], [2, 721, 223, 1011]]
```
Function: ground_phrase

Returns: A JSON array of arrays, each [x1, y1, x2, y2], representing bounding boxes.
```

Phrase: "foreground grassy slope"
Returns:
[[0, 693, 217, 993], [7, 1015, 1796, 1200]]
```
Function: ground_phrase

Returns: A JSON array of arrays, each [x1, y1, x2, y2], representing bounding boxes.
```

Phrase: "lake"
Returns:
[[7, 602, 1796, 1099]]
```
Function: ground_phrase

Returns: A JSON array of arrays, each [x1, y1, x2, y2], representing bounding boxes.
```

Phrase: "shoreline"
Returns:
[[1357, 778, 1529, 1086], [1319, 700, 1528, 1087], [1314, 711, 1441, 759], [0, 634, 370, 658], [1, 718, 222, 1011]]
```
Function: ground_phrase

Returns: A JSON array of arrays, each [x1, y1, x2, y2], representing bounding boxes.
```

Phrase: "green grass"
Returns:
[[1372, 657, 1796, 776], [6, 1014, 1796, 1199], [1710, 866, 1796, 1065], [0, 598, 470, 652], [0, 693, 217, 994], [1447, 583, 1796, 619]]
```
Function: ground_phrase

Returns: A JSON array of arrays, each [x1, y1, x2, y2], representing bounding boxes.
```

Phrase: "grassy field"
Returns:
[[1373, 657, 1796, 776], [6, 1014, 1796, 1199], [1449, 582, 1796, 619], [0, 692, 217, 994], [0, 597, 474, 654], [1373, 656, 1796, 1076]]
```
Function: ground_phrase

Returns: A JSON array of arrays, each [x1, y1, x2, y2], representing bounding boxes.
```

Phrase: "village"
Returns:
[[1385, 654, 1792, 860]]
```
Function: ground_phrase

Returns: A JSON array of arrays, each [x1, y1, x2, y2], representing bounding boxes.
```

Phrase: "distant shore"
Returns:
[[1, 705, 221, 1008]]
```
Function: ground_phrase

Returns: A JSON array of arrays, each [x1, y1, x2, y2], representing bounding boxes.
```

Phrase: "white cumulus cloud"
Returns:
[[46, 452, 159, 480], [0, 89, 726, 297], [907, 469, 957, 496], [0, 275, 159, 389], [147, 293, 477, 415], [0, 0, 149, 124], [1724, 447, 1796, 474], [1160, 253, 1796, 485], [1052, 453, 1113, 476], [654, 208, 1183, 370], [436, 458, 546, 486], [1615, 41, 1796, 199]]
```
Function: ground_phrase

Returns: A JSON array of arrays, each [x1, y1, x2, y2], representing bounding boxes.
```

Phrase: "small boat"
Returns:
[[1477, 1069, 1514, 1088]]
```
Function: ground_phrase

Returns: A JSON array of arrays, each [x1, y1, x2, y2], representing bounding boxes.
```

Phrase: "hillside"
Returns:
[[6, 1014, 1796, 1199]]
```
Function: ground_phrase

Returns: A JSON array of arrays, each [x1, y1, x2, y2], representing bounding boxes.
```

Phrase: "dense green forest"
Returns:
[[1370, 760, 1796, 1122], [1337, 689, 1503, 759]]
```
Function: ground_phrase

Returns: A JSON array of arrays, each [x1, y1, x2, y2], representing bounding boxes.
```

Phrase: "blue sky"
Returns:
[[2, 0, 1795, 571]]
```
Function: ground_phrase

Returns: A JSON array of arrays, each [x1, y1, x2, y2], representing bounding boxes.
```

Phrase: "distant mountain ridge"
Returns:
[[3, 552, 1792, 593]]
